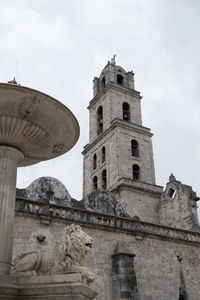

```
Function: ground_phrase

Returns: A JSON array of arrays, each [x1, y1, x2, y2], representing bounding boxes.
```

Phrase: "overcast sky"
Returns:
[[1, 0, 200, 204]]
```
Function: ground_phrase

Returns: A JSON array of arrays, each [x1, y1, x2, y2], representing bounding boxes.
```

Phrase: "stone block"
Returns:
[[0, 274, 97, 300]]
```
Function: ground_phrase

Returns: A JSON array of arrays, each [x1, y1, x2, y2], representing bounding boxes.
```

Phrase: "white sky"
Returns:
[[1, 0, 200, 202]]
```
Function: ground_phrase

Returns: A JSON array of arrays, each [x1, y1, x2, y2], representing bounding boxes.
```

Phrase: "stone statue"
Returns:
[[13, 224, 94, 284], [111, 54, 116, 65]]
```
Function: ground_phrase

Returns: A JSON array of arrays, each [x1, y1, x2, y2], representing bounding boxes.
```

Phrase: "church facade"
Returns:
[[13, 59, 200, 300]]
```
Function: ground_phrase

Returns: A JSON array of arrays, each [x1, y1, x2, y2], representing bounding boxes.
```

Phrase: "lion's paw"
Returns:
[[81, 268, 95, 285]]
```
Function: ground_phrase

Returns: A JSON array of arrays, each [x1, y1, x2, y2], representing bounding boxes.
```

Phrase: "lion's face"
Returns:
[[56, 224, 93, 266], [69, 225, 93, 254], [79, 230, 93, 254]]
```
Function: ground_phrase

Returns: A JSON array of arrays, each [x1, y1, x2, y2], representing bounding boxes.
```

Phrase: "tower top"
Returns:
[[93, 59, 135, 97]]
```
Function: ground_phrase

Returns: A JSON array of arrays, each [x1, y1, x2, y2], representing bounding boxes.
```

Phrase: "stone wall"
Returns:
[[13, 181, 200, 300], [13, 177, 200, 299], [13, 209, 200, 300], [113, 187, 161, 223], [157, 174, 200, 231]]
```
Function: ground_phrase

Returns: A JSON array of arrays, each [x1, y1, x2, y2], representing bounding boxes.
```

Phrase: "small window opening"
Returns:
[[93, 176, 98, 190], [101, 77, 105, 89], [123, 102, 130, 121], [102, 169, 107, 189], [117, 74, 123, 85], [168, 188, 176, 199], [131, 140, 139, 157], [97, 106, 103, 135], [101, 146, 106, 163], [93, 154, 97, 170], [132, 164, 140, 180]]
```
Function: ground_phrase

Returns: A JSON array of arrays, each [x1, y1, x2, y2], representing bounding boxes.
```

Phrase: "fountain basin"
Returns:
[[0, 83, 79, 166]]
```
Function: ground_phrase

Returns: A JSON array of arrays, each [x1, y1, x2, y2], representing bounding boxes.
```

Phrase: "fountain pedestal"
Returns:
[[0, 146, 24, 275]]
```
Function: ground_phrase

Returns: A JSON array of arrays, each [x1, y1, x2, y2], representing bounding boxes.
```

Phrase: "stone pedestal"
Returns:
[[0, 146, 23, 275], [0, 274, 97, 300]]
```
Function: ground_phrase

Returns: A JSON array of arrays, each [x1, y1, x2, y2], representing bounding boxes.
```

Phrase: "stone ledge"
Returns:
[[15, 198, 200, 245], [82, 118, 152, 154], [110, 177, 163, 196], [0, 274, 97, 300], [16, 273, 82, 285], [88, 82, 141, 110]]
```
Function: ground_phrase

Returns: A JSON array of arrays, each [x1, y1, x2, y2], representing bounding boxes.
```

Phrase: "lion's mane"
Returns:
[[54, 224, 90, 269]]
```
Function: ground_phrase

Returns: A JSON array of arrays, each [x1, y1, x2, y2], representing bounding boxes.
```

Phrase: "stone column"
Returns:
[[111, 242, 139, 300], [0, 146, 23, 275]]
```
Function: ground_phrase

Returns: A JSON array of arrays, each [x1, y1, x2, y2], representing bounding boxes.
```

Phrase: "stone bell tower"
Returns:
[[82, 57, 163, 222]]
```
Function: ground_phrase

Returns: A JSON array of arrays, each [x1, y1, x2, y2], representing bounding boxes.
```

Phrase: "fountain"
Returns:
[[0, 82, 97, 299]]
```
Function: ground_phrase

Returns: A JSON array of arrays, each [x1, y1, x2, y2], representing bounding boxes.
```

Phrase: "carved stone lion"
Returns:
[[13, 224, 94, 284]]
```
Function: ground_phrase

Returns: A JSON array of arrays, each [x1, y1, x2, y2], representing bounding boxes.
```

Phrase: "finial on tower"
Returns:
[[111, 54, 116, 66]]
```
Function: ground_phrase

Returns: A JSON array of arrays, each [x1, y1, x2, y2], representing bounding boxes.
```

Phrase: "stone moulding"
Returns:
[[15, 197, 200, 245], [88, 82, 141, 109], [0, 274, 97, 300], [82, 118, 152, 154]]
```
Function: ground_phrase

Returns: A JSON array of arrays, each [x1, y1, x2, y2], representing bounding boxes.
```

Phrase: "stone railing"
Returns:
[[15, 197, 200, 245]]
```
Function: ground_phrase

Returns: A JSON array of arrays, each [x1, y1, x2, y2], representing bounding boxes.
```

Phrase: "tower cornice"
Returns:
[[88, 82, 142, 110], [82, 118, 152, 154], [110, 177, 163, 197]]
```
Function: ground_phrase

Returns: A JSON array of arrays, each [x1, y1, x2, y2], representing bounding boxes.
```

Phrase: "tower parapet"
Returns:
[[93, 57, 135, 97]]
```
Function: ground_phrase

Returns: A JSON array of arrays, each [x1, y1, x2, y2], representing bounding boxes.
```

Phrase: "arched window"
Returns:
[[101, 146, 106, 163], [131, 140, 139, 157], [117, 74, 123, 85], [122, 102, 130, 121], [132, 164, 140, 180], [93, 176, 98, 190], [93, 153, 97, 170], [97, 106, 103, 135], [101, 169, 107, 189], [101, 77, 105, 89]]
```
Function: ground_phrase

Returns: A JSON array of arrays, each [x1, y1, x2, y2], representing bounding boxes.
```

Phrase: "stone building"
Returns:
[[13, 59, 200, 300]]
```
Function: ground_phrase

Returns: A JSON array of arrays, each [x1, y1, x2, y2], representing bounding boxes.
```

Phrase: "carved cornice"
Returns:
[[110, 177, 163, 196], [15, 197, 200, 246], [82, 119, 152, 154], [88, 82, 142, 110]]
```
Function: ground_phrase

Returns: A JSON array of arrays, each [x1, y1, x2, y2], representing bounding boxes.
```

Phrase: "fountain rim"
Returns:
[[0, 82, 80, 156]]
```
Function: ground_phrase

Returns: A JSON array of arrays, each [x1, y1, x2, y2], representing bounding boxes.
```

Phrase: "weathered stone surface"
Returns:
[[14, 193, 200, 244], [82, 189, 129, 217], [0, 274, 97, 300], [16, 179, 128, 217], [13, 211, 200, 300], [112, 242, 139, 300], [17, 177, 72, 207], [157, 174, 200, 231]]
